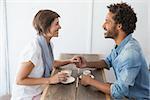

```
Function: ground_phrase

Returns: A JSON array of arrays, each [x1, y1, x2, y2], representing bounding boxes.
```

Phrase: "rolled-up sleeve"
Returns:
[[110, 80, 129, 99], [110, 64, 141, 99]]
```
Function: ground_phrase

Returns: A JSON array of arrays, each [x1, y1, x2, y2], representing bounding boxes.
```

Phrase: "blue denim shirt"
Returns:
[[104, 34, 150, 99]]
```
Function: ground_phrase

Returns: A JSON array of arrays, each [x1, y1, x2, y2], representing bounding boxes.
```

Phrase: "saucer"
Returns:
[[61, 76, 75, 84]]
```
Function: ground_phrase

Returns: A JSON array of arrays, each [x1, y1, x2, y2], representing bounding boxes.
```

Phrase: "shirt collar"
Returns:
[[115, 34, 132, 54]]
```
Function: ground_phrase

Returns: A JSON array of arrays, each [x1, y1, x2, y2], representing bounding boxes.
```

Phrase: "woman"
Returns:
[[11, 9, 76, 100]]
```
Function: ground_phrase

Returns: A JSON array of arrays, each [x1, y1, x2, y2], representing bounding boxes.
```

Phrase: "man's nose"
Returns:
[[102, 23, 106, 30]]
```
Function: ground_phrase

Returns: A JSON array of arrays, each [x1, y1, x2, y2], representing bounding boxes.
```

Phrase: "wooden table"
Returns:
[[41, 66, 110, 100], [40, 53, 111, 100]]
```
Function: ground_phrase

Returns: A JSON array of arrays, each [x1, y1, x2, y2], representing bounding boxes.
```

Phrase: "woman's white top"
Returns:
[[11, 36, 50, 100]]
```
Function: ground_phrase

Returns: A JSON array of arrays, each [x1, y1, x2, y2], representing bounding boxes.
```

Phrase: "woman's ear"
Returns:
[[45, 27, 52, 35]]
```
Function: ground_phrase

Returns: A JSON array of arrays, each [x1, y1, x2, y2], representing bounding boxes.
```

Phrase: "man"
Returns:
[[74, 3, 150, 99]]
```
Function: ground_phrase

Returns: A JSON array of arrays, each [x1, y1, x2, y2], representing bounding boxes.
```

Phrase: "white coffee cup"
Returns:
[[61, 70, 72, 77], [83, 70, 91, 75]]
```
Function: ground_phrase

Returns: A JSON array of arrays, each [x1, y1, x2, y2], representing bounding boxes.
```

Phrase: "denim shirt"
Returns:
[[104, 34, 150, 99]]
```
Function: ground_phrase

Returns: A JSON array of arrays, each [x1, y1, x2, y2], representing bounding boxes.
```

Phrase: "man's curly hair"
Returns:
[[107, 3, 137, 35]]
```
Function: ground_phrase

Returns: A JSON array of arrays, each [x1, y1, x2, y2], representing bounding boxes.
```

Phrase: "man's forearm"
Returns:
[[89, 79, 111, 94], [86, 60, 108, 69]]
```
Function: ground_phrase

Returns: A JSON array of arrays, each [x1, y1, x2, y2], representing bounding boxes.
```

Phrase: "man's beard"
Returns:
[[104, 31, 114, 39], [104, 26, 118, 39]]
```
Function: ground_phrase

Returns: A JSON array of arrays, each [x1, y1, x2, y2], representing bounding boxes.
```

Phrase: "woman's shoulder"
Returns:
[[27, 36, 41, 51], [18, 36, 43, 66], [20, 36, 42, 57]]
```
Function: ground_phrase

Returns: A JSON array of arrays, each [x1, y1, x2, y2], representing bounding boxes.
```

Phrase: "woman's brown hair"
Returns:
[[33, 9, 60, 35]]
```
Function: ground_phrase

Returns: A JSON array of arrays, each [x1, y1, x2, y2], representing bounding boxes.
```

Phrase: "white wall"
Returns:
[[5, 0, 149, 90]]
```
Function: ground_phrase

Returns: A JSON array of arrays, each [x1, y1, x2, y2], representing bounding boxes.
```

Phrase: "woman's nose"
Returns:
[[59, 25, 61, 29]]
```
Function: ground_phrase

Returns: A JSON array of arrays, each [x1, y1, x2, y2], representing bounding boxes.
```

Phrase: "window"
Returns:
[[0, 0, 10, 96]]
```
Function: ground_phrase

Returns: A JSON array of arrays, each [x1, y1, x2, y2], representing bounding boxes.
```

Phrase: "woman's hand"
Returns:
[[49, 72, 68, 84]]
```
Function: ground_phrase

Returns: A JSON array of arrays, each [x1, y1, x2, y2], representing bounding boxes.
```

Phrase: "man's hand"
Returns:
[[80, 75, 93, 86], [71, 56, 87, 68]]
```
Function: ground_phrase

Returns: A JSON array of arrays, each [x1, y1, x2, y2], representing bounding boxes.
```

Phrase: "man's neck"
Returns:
[[114, 32, 127, 45]]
